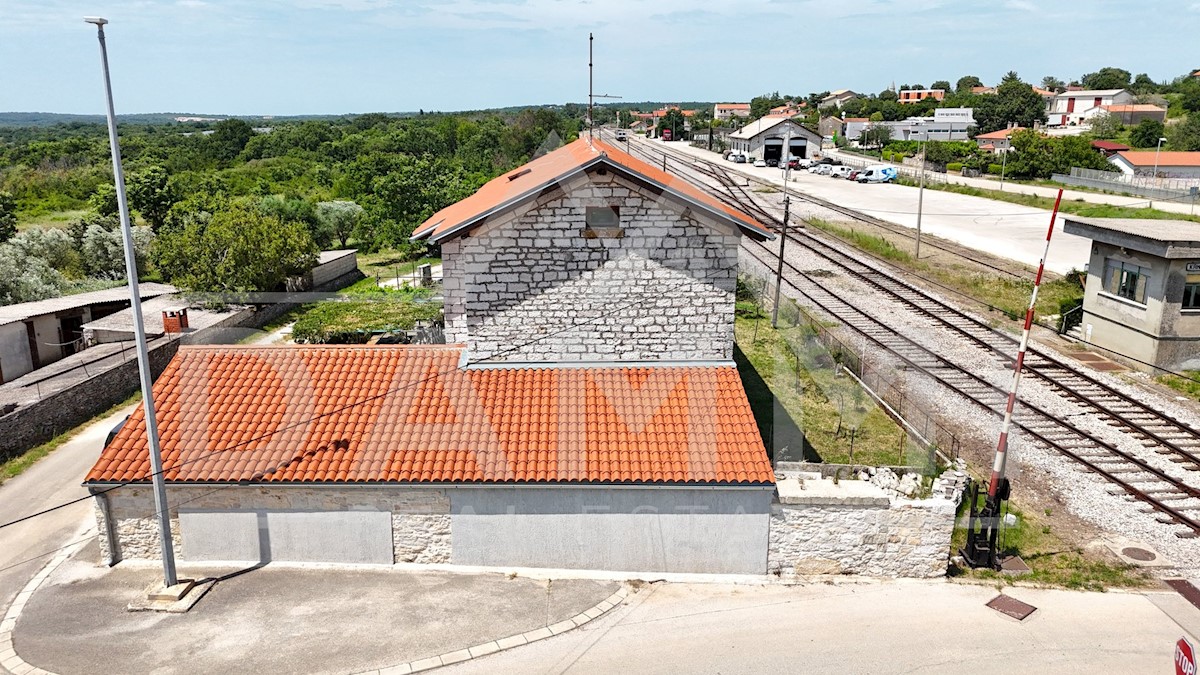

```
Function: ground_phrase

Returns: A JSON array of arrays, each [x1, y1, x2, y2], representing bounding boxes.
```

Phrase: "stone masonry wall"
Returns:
[[98, 485, 451, 564], [443, 171, 740, 362], [768, 497, 956, 578]]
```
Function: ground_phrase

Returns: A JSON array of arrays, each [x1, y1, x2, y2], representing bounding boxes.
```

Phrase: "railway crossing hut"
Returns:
[[1062, 216, 1200, 371]]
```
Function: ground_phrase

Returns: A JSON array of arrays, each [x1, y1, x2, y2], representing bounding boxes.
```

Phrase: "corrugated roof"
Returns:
[[85, 345, 774, 485], [0, 283, 177, 327], [1063, 216, 1200, 246], [1090, 140, 1130, 151], [1114, 151, 1200, 167], [410, 138, 772, 243], [729, 116, 819, 140], [1055, 89, 1127, 97]]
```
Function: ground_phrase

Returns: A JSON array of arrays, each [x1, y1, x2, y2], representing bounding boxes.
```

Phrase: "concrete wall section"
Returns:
[[450, 487, 773, 574], [443, 172, 739, 362], [0, 322, 33, 384]]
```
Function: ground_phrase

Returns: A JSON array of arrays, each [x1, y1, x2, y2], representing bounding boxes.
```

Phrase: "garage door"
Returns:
[[178, 510, 393, 564]]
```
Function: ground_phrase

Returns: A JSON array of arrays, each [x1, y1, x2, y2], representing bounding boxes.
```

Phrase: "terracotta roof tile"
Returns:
[[410, 137, 772, 243], [86, 345, 774, 486]]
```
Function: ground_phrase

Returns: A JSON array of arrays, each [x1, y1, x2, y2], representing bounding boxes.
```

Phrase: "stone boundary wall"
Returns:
[[0, 269, 364, 458], [96, 485, 451, 564], [768, 483, 957, 578]]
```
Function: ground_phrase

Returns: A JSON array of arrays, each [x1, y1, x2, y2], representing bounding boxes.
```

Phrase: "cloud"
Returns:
[[1005, 0, 1036, 11]]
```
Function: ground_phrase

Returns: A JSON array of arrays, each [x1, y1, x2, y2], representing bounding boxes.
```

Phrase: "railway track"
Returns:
[[620, 134, 1200, 537]]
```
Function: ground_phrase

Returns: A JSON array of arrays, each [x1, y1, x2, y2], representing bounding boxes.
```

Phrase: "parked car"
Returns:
[[788, 158, 814, 169], [829, 166, 854, 179], [811, 164, 834, 175], [734, 154, 747, 164], [858, 165, 898, 183], [846, 169, 863, 181], [754, 159, 767, 168], [765, 158, 778, 167]]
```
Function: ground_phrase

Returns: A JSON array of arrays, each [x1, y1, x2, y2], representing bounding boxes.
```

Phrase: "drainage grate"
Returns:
[[1121, 546, 1156, 561], [986, 594, 1037, 621]]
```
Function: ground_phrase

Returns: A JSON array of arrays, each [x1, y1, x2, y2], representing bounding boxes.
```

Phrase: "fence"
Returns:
[[1053, 167, 1199, 202], [832, 152, 951, 185]]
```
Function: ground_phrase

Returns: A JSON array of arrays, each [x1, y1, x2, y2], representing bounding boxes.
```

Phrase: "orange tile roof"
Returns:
[[411, 137, 772, 243], [974, 127, 1025, 140], [1100, 104, 1166, 113], [1115, 151, 1200, 167], [85, 345, 774, 486], [716, 103, 751, 110]]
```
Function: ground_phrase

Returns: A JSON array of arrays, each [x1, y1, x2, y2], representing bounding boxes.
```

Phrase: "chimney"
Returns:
[[162, 308, 189, 334]]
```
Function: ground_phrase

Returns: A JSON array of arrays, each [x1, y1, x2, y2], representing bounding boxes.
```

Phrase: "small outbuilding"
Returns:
[[1062, 216, 1200, 371]]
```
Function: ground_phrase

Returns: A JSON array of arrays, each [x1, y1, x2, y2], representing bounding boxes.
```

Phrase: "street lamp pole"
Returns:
[[1153, 136, 1167, 185], [915, 136, 926, 260], [999, 148, 1007, 191], [85, 16, 179, 589]]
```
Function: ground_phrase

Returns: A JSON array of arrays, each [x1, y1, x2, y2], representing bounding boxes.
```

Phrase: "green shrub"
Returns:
[[987, 163, 1003, 175], [882, 151, 892, 161], [1058, 297, 1083, 334], [893, 153, 906, 163], [946, 162, 963, 173]]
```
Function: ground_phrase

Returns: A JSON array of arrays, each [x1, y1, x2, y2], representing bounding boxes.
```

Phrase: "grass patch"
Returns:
[[806, 218, 913, 264], [0, 392, 142, 485], [290, 285, 442, 344], [15, 209, 88, 231], [805, 217, 1084, 322], [357, 251, 440, 286], [895, 178, 1200, 223], [950, 498, 1149, 591], [1157, 371, 1200, 401], [735, 313, 914, 466]]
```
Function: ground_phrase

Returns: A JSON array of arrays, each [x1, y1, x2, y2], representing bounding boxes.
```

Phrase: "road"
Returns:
[[634, 137, 1093, 274], [0, 403, 134, 616], [444, 580, 1200, 674]]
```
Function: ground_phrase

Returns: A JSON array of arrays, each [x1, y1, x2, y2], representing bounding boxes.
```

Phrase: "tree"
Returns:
[[207, 118, 255, 162], [88, 183, 118, 217], [7, 228, 78, 274], [1181, 80, 1200, 113], [259, 195, 320, 245], [1131, 73, 1159, 95], [1168, 115, 1200, 151], [1130, 118, 1166, 148], [972, 77, 1048, 133], [1041, 76, 1066, 93], [82, 223, 153, 278], [316, 200, 364, 249], [1088, 112, 1123, 140], [956, 75, 983, 93], [617, 110, 634, 129], [878, 89, 898, 102], [154, 200, 318, 292], [656, 108, 687, 139], [0, 244, 63, 304], [749, 92, 786, 120], [1081, 67, 1131, 91], [860, 125, 892, 149], [0, 191, 16, 244], [127, 166, 175, 231], [930, 80, 951, 92], [1006, 130, 1116, 178]]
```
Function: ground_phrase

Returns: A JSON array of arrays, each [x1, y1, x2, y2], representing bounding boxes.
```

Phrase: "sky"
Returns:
[[3, 0, 1199, 116]]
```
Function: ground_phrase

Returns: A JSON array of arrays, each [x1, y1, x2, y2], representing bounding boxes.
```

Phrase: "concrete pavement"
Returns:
[[0, 403, 134, 623], [642, 138, 1092, 274], [12, 550, 619, 675], [444, 579, 1200, 674]]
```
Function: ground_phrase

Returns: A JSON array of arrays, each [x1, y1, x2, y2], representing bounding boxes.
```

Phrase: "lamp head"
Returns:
[[84, 16, 108, 26], [1160, 137, 1168, 143]]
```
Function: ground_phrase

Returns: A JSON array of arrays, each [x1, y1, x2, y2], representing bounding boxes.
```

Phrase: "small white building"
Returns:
[[820, 90, 858, 108], [875, 108, 975, 142], [1047, 89, 1135, 127], [728, 116, 823, 162], [1108, 151, 1200, 179], [713, 103, 751, 120]]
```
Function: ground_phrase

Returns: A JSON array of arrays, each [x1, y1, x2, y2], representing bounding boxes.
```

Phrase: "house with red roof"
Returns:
[[85, 137, 780, 574], [1109, 151, 1200, 178], [973, 126, 1027, 153]]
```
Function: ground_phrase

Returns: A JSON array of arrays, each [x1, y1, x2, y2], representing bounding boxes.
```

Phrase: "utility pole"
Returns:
[[85, 16, 179, 589], [771, 127, 793, 328], [915, 138, 926, 260], [999, 148, 1007, 191], [585, 33, 621, 141]]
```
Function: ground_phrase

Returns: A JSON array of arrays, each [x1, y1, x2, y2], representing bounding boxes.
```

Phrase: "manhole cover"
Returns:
[[986, 594, 1037, 621], [1122, 547, 1157, 561]]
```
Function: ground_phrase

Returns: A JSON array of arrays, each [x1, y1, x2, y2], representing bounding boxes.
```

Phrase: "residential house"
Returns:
[[970, 86, 996, 95], [973, 127, 1026, 153], [728, 116, 823, 161], [897, 89, 945, 104], [1046, 89, 1135, 127], [1109, 151, 1200, 178], [769, 102, 806, 117], [713, 103, 751, 120], [88, 138, 781, 574], [1099, 104, 1167, 125], [818, 116, 845, 139], [819, 89, 858, 108]]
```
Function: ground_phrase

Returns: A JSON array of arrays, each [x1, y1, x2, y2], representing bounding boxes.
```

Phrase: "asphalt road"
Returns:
[[444, 580, 1200, 674], [0, 404, 135, 616]]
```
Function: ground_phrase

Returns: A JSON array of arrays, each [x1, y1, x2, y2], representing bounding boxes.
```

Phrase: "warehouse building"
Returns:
[[728, 117, 822, 163]]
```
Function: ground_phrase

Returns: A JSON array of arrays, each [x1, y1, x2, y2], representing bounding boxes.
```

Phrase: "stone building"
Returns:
[[1063, 216, 1200, 371], [727, 117, 823, 163]]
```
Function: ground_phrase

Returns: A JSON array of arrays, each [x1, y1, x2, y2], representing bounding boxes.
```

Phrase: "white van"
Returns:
[[829, 165, 854, 179], [857, 165, 897, 183]]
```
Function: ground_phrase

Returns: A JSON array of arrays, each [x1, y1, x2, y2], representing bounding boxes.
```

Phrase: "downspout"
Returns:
[[92, 487, 120, 566]]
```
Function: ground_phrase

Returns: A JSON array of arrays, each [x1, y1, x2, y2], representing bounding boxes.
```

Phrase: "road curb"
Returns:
[[0, 528, 94, 675], [352, 584, 630, 675]]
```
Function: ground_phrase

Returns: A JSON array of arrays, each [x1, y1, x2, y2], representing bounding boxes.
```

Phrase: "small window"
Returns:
[[584, 206, 623, 238], [1102, 259, 1149, 304], [1184, 274, 1200, 310]]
